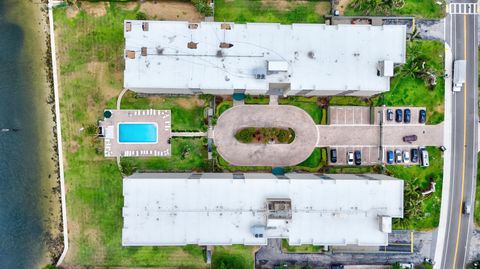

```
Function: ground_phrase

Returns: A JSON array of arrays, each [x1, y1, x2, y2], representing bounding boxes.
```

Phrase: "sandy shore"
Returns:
[[4, 0, 64, 266]]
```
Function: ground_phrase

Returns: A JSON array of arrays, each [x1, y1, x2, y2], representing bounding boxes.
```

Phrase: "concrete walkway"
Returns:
[[172, 132, 207, 137], [433, 43, 453, 268], [117, 88, 128, 109], [214, 105, 318, 166]]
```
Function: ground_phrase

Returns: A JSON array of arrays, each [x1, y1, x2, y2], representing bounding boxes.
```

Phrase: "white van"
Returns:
[[420, 147, 429, 167]]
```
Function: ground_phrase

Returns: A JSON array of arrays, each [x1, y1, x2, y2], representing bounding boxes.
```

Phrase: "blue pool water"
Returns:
[[119, 123, 157, 143]]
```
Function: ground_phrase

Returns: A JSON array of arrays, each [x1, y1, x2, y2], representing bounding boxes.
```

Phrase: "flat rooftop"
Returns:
[[124, 21, 406, 93], [122, 173, 404, 246]]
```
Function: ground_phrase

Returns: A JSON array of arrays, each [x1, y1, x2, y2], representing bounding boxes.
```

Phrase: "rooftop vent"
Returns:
[[308, 51, 315, 59], [156, 46, 164, 55], [126, 50, 135, 59], [142, 22, 149, 31], [216, 50, 223, 57], [187, 42, 198, 49], [125, 22, 132, 32], [141, 47, 147, 56], [219, 42, 234, 49], [188, 23, 199, 29], [221, 23, 232, 30]]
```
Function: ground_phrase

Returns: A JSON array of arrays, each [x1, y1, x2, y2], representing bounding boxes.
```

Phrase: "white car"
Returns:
[[347, 152, 354, 165], [403, 151, 410, 164], [395, 150, 402, 163]]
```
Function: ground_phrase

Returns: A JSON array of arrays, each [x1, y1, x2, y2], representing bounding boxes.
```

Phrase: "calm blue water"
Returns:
[[119, 123, 158, 143], [0, 1, 52, 268]]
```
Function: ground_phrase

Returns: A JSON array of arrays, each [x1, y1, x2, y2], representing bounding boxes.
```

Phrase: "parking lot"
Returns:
[[329, 106, 371, 125], [328, 146, 380, 166], [374, 106, 427, 125], [382, 146, 424, 166]]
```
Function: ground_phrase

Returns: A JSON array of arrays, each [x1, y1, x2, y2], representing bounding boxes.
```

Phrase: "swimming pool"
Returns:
[[118, 123, 158, 143]]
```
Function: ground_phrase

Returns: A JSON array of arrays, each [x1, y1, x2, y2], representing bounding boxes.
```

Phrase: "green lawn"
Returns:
[[344, 0, 445, 18], [373, 40, 445, 124], [281, 239, 322, 253], [328, 96, 370, 106], [324, 165, 381, 174], [120, 138, 209, 175], [386, 147, 443, 230], [244, 95, 270, 105], [212, 246, 255, 269], [54, 4, 208, 267], [214, 0, 328, 23], [120, 91, 209, 131]]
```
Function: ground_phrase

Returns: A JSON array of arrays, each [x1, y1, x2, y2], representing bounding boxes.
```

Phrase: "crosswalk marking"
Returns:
[[449, 3, 478, 14]]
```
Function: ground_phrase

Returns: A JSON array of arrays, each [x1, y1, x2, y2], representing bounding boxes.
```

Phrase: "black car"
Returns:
[[386, 109, 393, 121], [395, 109, 403, 122], [404, 108, 411, 123], [331, 264, 344, 269], [354, 150, 361, 165], [419, 109, 426, 123], [403, 134, 418, 143], [411, 148, 419, 163], [330, 148, 337, 163]]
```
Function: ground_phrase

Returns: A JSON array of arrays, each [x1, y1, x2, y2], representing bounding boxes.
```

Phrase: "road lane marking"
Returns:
[[452, 14, 468, 269], [410, 231, 414, 253]]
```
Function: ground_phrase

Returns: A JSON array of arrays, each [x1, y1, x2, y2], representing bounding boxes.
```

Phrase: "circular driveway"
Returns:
[[214, 105, 319, 166]]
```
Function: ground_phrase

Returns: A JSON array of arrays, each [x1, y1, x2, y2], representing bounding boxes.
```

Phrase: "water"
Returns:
[[0, 1, 59, 268], [119, 123, 158, 143]]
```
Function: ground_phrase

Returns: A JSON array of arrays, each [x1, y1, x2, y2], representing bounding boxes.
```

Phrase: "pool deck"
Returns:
[[100, 109, 171, 157]]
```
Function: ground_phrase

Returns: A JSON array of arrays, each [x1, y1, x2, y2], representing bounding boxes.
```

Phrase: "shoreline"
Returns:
[[5, 0, 64, 266], [38, 0, 65, 264]]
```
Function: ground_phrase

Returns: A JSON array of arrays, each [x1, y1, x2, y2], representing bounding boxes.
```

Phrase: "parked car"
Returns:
[[411, 148, 419, 163], [395, 150, 402, 163], [386, 109, 394, 121], [354, 150, 361, 165], [403, 135, 418, 143], [331, 264, 344, 269], [419, 109, 426, 123], [404, 108, 411, 123], [403, 151, 410, 164], [424, 258, 434, 264], [347, 152, 354, 165], [463, 201, 471, 215], [387, 150, 394, 164], [395, 109, 403, 122], [420, 147, 429, 167], [330, 148, 337, 163]]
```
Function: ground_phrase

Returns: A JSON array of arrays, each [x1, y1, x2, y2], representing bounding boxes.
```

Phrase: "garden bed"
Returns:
[[235, 127, 295, 144]]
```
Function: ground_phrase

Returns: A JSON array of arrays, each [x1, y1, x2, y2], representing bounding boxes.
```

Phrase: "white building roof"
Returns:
[[122, 173, 404, 247], [124, 21, 406, 93]]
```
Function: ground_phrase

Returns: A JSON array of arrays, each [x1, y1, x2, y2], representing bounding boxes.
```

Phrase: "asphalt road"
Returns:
[[440, 1, 478, 268]]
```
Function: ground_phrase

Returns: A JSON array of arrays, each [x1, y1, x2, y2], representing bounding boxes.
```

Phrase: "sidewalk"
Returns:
[[433, 43, 453, 269]]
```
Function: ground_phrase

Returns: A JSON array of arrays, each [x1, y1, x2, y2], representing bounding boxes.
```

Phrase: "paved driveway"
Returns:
[[214, 105, 318, 166]]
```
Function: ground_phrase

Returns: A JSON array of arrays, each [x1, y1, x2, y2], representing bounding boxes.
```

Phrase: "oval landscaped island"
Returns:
[[235, 127, 295, 144], [214, 105, 319, 166]]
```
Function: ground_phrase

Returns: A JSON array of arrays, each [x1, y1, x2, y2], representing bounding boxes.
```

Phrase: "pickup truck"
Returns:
[[453, 60, 466, 92]]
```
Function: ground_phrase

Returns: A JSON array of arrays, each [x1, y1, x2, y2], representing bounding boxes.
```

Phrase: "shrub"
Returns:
[[235, 128, 255, 143], [135, 12, 147, 20], [191, 0, 213, 16], [212, 253, 247, 269]]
